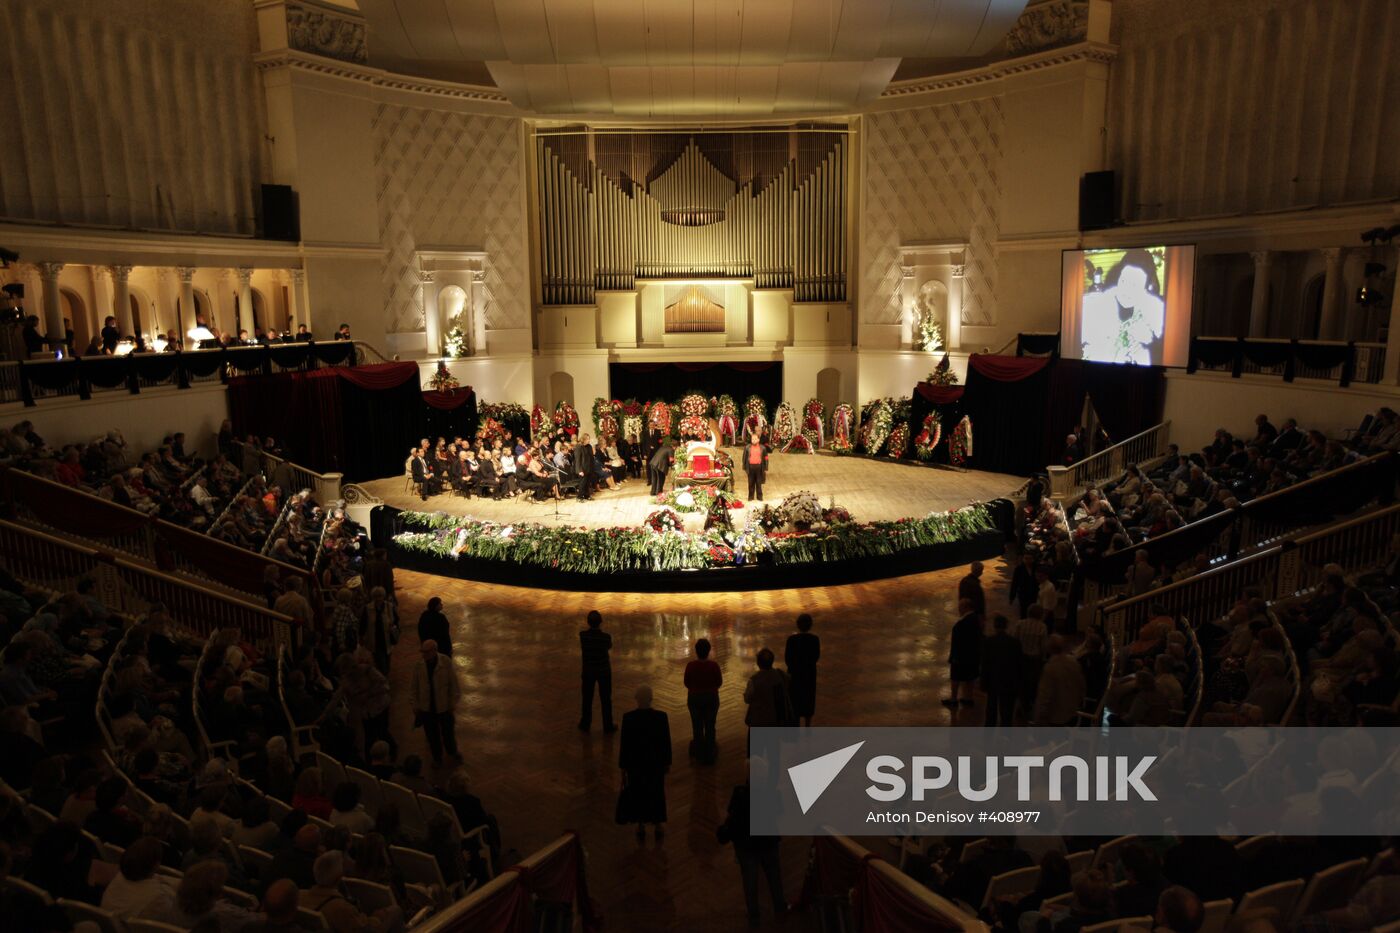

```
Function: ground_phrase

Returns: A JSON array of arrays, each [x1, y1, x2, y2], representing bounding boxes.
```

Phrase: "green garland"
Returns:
[[392, 503, 995, 575]]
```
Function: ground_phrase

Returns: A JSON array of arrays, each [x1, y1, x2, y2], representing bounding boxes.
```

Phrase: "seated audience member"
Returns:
[[301, 850, 404, 933], [291, 767, 333, 820], [156, 860, 262, 931], [84, 776, 142, 847], [329, 782, 375, 834], [100, 836, 178, 920], [265, 824, 321, 890]]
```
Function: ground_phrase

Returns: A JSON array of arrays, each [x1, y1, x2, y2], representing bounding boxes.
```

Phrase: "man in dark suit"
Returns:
[[574, 434, 596, 500], [579, 610, 614, 732], [410, 448, 438, 500], [618, 684, 671, 842], [417, 597, 452, 656], [1270, 417, 1304, 457], [648, 442, 674, 496], [979, 614, 1021, 727]]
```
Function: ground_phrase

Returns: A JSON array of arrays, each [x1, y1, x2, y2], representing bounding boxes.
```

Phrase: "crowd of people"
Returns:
[[19, 313, 354, 358], [407, 428, 643, 504]]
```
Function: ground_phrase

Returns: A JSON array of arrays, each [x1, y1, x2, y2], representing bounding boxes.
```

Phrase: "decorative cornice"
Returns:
[[881, 41, 1117, 100], [253, 50, 511, 105], [1005, 0, 1090, 58], [284, 1, 367, 66]]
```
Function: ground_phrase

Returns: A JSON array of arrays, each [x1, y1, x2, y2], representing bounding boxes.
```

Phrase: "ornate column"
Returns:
[[110, 265, 134, 338], [471, 269, 487, 356], [1248, 251, 1273, 336], [1384, 244, 1400, 385], [176, 266, 197, 335], [37, 262, 64, 347], [899, 264, 916, 349], [419, 269, 441, 358], [1317, 247, 1345, 339], [235, 268, 254, 336], [948, 264, 966, 351], [289, 269, 307, 333]]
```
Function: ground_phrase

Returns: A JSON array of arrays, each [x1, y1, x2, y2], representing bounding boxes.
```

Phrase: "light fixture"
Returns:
[[187, 326, 215, 341], [113, 339, 135, 357], [151, 334, 168, 352]]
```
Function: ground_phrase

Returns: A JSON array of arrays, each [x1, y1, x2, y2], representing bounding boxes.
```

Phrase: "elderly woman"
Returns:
[[157, 861, 260, 932]]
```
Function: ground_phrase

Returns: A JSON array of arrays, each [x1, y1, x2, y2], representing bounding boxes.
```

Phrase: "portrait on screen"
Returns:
[[1079, 247, 1167, 365]]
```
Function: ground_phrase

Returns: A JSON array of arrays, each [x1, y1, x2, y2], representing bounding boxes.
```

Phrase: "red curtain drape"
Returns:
[[423, 388, 475, 410], [335, 361, 420, 390], [967, 353, 1051, 381], [913, 383, 966, 404]]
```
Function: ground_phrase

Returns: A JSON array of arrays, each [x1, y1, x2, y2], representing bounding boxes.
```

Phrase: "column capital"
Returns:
[[1321, 246, 1345, 264], [950, 264, 966, 279], [418, 269, 436, 285], [37, 261, 63, 279], [900, 265, 916, 279], [235, 267, 254, 285], [470, 269, 486, 284], [110, 264, 133, 282], [1250, 250, 1273, 268], [176, 266, 196, 283], [291, 268, 305, 285]]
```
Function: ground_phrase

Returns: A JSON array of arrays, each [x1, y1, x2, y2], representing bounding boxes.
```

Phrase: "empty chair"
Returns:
[[27, 804, 57, 832], [343, 877, 398, 913], [3, 875, 53, 904], [57, 899, 123, 933], [1376, 921, 1400, 933], [265, 795, 293, 823], [402, 883, 437, 914], [380, 781, 429, 840], [315, 751, 348, 794], [345, 766, 384, 817], [1080, 919, 1153, 933], [1290, 858, 1369, 927], [982, 865, 1042, 911], [1235, 879, 1305, 922], [1234, 834, 1279, 859], [1091, 834, 1140, 872], [1041, 892, 1074, 910], [1199, 899, 1234, 933], [392, 844, 464, 900]]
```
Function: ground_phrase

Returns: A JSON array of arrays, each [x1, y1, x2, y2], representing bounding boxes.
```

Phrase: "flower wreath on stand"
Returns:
[[886, 422, 910, 459], [802, 398, 825, 448], [427, 361, 459, 393], [742, 395, 767, 440], [646, 399, 673, 438], [716, 395, 740, 445], [864, 400, 893, 455], [619, 399, 645, 442], [949, 415, 973, 466], [678, 393, 711, 440], [914, 413, 943, 461], [591, 398, 619, 440], [530, 404, 549, 440], [771, 402, 798, 449], [831, 403, 854, 454], [553, 401, 580, 438]]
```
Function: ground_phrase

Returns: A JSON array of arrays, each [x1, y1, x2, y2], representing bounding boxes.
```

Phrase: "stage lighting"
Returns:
[[113, 339, 136, 357]]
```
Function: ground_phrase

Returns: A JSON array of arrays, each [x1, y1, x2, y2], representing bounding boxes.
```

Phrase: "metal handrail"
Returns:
[[1049, 421, 1172, 499]]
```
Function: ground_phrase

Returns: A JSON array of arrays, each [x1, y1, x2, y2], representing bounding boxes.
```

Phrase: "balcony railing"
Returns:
[[1048, 421, 1172, 499], [1188, 336, 1386, 386]]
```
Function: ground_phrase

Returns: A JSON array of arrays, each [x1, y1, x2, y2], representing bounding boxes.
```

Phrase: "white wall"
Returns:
[[1162, 371, 1395, 446], [426, 356, 536, 407], [8, 384, 229, 458]]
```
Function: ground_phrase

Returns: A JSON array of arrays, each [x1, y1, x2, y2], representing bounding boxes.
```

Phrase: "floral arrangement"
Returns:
[[591, 398, 620, 439], [754, 504, 784, 533], [553, 401, 580, 437], [644, 507, 684, 535], [863, 400, 893, 455], [622, 415, 643, 443], [784, 430, 816, 454], [658, 484, 722, 515], [395, 504, 996, 574], [771, 402, 798, 448], [823, 501, 853, 524], [780, 490, 823, 527], [949, 415, 973, 466], [716, 395, 739, 444], [646, 399, 672, 437], [530, 404, 549, 439], [678, 391, 711, 441], [916, 314, 944, 353], [742, 395, 767, 439], [477, 401, 528, 441], [802, 399, 825, 448], [444, 321, 469, 358], [427, 362, 459, 393], [475, 417, 508, 447], [914, 414, 943, 461], [831, 403, 854, 454], [886, 422, 910, 459], [926, 352, 960, 386]]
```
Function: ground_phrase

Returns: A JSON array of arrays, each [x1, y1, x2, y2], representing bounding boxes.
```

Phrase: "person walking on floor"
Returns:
[[744, 432, 769, 501], [1014, 604, 1049, 721], [959, 561, 987, 622], [743, 649, 793, 754], [683, 638, 722, 763], [417, 596, 452, 656], [943, 597, 982, 708], [783, 614, 820, 727], [1009, 552, 1040, 619], [618, 685, 671, 842], [719, 769, 788, 928], [410, 639, 460, 767], [1033, 635, 1087, 726], [578, 610, 615, 733], [980, 614, 1021, 727]]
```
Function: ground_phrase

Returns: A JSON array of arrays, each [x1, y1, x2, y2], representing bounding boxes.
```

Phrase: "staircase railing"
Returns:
[[1048, 421, 1171, 499], [228, 439, 342, 503]]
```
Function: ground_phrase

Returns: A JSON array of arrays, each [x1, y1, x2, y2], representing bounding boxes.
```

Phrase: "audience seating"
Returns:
[[1289, 857, 1370, 927], [1234, 878, 1305, 919], [1079, 918, 1151, 932]]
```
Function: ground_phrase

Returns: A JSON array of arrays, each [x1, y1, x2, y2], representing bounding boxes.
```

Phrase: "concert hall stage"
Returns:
[[358, 448, 1021, 530]]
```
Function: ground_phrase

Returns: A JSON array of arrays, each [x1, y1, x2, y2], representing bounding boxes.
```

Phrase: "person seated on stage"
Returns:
[[601, 434, 628, 486], [615, 433, 642, 478], [409, 447, 439, 500], [498, 448, 521, 497], [475, 446, 503, 499], [523, 452, 561, 500]]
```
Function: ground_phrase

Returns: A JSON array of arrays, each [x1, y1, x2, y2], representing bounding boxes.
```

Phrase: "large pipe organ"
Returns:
[[535, 130, 848, 306]]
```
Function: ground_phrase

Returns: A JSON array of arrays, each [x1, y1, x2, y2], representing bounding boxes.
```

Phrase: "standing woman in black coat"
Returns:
[[783, 614, 821, 726], [618, 684, 672, 843]]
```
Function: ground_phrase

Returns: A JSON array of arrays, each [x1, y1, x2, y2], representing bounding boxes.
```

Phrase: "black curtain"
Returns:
[[907, 391, 965, 464], [607, 361, 782, 412], [961, 364, 1056, 476], [1078, 360, 1166, 443], [337, 378, 427, 481], [423, 395, 479, 445], [1016, 332, 1061, 357]]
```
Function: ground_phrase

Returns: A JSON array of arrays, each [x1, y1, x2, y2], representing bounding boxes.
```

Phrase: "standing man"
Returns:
[[417, 596, 451, 656], [648, 441, 674, 497], [783, 614, 820, 727], [1008, 552, 1039, 619], [683, 638, 722, 763], [1033, 635, 1087, 726], [958, 561, 987, 622], [744, 432, 769, 502], [100, 316, 121, 353], [743, 649, 792, 752], [411, 639, 460, 767], [979, 614, 1021, 727], [579, 610, 615, 733], [943, 597, 981, 709], [574, 434, 596, 501]]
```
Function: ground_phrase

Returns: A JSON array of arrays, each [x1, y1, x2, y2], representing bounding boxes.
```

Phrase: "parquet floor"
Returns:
[[383, 554, 1020, 933], [360, 451, 1020, 529]]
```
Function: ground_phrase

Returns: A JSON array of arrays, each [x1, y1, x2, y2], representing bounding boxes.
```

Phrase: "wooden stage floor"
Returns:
[[383, 554, 1022, 932], [360, 450, 1021, 529]]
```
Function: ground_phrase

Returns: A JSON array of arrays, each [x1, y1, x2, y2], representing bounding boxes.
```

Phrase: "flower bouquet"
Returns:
[[886, 422, 910, 459], [427, 362, 459, 392], [914, 414, 942, 461], [754, 504, 784, 533], [831, 403, 854, 454], [716, 394, 739, 445], [553, 401, 580, 437], [644, 507, 684, 535], [742, 395, 767, 440], [926, 352, 959, 386], [780, 490, 823, 529], [646, 399, 673, 437], [802, 398, 825, 448], [678, 396, 710, 440], [475, 417, 508, 446], [784, 430, 816, 454], [658, 484, 715, 514], [822, 501, 853, 525]]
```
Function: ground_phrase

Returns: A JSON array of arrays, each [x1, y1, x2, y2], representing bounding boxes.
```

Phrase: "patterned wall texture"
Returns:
[[1108, 0, 1400, 222], [0, 0, 264, 235], [372, 106, 528, 333], [861, 100, 1002, 327]]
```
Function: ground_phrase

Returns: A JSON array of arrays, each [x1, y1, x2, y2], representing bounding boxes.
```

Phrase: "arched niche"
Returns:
[[548, 371, 575, 408], [816, 367, 842, 423]]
